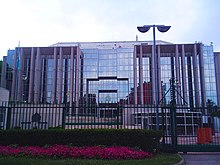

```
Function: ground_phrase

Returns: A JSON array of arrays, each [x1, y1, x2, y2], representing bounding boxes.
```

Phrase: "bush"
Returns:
[[0, 129, 162, 152]]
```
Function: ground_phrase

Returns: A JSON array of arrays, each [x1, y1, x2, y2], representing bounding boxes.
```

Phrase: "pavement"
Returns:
[[180, 152, 220, 165]]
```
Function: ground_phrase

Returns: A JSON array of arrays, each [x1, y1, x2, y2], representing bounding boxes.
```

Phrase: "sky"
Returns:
[[0, 0, 220, 60]]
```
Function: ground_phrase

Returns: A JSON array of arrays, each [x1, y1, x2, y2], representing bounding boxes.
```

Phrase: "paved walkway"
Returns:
[[181, 153, 220, 165]]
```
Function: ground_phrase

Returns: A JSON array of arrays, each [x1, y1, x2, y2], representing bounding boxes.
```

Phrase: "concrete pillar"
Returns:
[[28, 48, 35, 102], [157, 45, 162, 103], [1, 56, 7, 88], [70, 47, 75, 107], [51, 47, 57, 103], [41, 59, 47, 103], [34, 48, 41, 103], [214, 52, 220, 106], [58, 47, 63, 104], [193, 44, 200, 107], [17, 48, 24, 101], [11, 49, 18, 101], [175, 45, 181, 104], [75, 46, 80, 112], [187, 56, 194, 107], [199, 44, 207, 107], [133, 45, 138, 104], [151, 45, 156, 105], [181, 45, 187, 104], [139, 45, 144, 104]]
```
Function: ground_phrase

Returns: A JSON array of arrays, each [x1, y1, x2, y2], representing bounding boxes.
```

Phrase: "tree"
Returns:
[[207, 99, 216, 107], [206, 99, 219, 117]]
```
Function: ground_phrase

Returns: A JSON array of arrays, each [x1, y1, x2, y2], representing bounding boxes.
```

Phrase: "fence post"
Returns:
[[62, 104, 66, 129], [117, 105, 119, 129], [170, 105, 177, 149], [161, 107, 165, 145], [6, 106, 11, 130], [170, 77, 177, 151]]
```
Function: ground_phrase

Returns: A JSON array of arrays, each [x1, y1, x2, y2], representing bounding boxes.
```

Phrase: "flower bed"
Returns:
[[0, 145, 152, 160]]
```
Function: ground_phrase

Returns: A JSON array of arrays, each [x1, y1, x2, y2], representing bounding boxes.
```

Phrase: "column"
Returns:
[[11, 49, 18, 101], [133, 45, 138, 104], [1, 56, 7, 88], [187, 55, 194, 107], [28, 47, 35, 102], [214, 53, 220, 106], [193, 44, 200, 107], [157, 45, 162, 103], [181, 45, 187, 104], [151, 45, 156, 105], [199, 44, 206, 107], [17, 48, 24, 101], [70, 47, 75, 107], [51, 47, 57, 103], [75, 46, 80, 112], [139, 45, 144, 104], [58, 47, 63, 104], [175, 45, 181, 104], [34, 48, 41, 103]]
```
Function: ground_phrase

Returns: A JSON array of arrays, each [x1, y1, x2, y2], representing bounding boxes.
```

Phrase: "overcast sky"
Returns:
[[0, 0, 220, 60]]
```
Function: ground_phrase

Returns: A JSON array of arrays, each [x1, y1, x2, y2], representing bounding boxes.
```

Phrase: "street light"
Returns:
[[137, 25, 171, 130]]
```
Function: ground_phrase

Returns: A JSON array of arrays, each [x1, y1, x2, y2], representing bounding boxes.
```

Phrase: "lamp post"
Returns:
[[137, 25, 171, 130]]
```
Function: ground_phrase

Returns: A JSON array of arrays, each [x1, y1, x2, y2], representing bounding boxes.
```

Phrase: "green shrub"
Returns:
[[48, 125, 63, 130], [0, 129, 162, 152], [13, 126, 21, 130]]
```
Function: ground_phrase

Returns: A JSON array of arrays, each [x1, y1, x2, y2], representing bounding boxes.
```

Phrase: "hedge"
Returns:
[[0, 129, 162, 151]]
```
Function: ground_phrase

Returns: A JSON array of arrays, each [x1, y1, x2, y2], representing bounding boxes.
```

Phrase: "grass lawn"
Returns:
[[0, 154, 181, 165]]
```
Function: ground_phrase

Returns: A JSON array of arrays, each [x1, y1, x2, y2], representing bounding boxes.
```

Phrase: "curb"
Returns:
[[173, 154, 185, 165]]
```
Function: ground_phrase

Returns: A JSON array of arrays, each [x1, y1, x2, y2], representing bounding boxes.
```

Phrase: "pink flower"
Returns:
[[0, 145, 152, 160]]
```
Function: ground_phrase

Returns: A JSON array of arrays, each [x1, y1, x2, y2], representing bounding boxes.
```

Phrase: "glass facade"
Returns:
[[8, 42, 218, 109], [160, 57, 172, 104], [82, 48, 133, 104], [203, 45, 217, 104], [46, 59, 54, 103]]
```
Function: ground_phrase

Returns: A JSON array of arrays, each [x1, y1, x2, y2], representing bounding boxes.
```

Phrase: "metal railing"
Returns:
[[1, 102, 220, 151]]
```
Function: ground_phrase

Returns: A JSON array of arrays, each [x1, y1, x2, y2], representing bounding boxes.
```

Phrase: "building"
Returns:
[[0, 41, 219, 132], [0, 53, 13, 92], [1, 41, 218, 109], [6, 50, 15, 68]]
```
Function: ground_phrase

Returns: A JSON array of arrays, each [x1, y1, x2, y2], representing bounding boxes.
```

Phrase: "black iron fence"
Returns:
[[161, 106, 220, 152], [0, 102, 219, 131], [1, 102, 220, 152]]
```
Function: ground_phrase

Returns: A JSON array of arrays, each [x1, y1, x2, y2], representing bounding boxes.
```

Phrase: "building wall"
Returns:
[[7, 41, 218, 109], [0, 87, 9, 104], [134, 43, 214, 107], [1, 56, 13, 91], [10, 46, 80, 107], [0, 87, 9, 130]]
